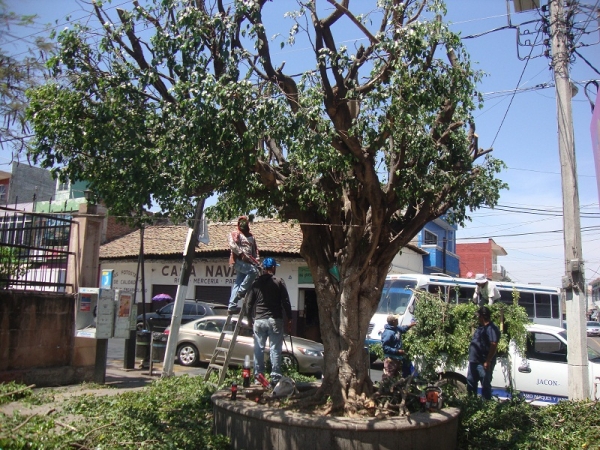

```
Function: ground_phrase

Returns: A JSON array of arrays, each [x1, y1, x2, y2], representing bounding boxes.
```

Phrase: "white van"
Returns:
[[449, 323, 600, 406]]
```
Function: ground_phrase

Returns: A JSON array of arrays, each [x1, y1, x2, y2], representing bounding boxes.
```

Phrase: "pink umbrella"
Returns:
[[152, 293, 173, 302]]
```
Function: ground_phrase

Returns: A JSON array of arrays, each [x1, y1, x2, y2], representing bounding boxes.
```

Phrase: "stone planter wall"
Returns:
[[212, 390, 459, 450]]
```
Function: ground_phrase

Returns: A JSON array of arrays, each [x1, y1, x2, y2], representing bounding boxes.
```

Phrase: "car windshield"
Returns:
[[376, 280, 416, 315], [587, 321, 600, 327], [559, 330, 600, 362]]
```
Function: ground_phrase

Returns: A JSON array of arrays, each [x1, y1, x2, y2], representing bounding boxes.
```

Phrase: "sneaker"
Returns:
[[270, 375, 282, 389], [228, 307, 241, 315]]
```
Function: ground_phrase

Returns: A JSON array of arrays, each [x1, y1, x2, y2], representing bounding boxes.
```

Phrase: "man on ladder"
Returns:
[[203, 216, 261, 385], [227, 216, 260, 314]]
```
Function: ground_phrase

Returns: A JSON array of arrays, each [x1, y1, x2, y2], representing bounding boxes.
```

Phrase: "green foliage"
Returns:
[[2, 376, 600, 449], [0, 381, 33, 405], [456, 395, 600, 449], [369, 343, 384, 362], [0, 246, 29, 284], [403, 290, 529, 380], [0, 375, 229, 450]]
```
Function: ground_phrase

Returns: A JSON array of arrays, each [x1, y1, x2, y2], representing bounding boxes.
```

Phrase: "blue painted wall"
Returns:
[[418, 216, 459, 276]]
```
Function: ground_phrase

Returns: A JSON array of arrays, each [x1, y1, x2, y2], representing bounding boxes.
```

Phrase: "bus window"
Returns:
[[376, 280, 415, 315], [498, 290, 513, 305], [519, 292, 535, 318], [535, 293, 552, 319], [456, 286, 475, 304], [551, 295, 559, 319], [428, 284, 449, 302]]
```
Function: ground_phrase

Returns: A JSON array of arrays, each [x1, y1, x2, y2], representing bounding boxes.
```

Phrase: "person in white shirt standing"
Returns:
[[473, 274, 500, 307]]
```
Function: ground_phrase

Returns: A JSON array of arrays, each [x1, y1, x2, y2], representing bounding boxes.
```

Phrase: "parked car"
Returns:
[[166, 316, 324, 376], [447, 324, 600, 406], [587, 321, 600, 337], [136, 300, 228, 331]]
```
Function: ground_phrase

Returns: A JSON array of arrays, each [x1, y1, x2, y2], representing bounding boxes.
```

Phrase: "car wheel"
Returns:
[[136, 322, 145, 331], [281, 353, 299, 372], [435, 374, 468, 395], [177, 343, 199, 367]]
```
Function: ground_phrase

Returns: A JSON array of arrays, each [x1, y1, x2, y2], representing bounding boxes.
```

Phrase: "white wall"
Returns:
[[389, 247, 424, 274], [100, 258, 305, 310]]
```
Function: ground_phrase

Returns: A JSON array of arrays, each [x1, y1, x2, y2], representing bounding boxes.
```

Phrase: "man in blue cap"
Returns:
[[246, 257, 292, 387]]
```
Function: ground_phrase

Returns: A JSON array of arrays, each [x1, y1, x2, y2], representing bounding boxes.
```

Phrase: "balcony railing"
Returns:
[[492, 264, 506, 279]]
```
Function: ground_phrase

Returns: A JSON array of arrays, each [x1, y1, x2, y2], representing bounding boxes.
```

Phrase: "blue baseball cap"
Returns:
[[262, 257, 280, 268]]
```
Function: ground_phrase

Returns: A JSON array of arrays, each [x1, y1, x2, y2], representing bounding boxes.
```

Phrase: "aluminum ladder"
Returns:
[[203, 297, 248, 387]]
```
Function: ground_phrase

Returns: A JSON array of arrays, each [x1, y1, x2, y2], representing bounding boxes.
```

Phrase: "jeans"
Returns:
[[253, 318, 284, 380], [467, 361, 496, 400], [228, 260, 259, 309]]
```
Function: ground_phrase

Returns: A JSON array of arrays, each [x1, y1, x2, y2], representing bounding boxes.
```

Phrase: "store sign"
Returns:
[[106, 263, 238, 292], [298, 267, 313, 284]]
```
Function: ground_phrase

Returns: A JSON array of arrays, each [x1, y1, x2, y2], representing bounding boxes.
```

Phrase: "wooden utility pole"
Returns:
[[549, 0, 589, 400]]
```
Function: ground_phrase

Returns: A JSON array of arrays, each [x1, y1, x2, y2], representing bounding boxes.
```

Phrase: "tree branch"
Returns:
[[308, 4, 334, 104], [244, 4, 299, 112], [406, 0, 428, 25], [325, 0, 379, 45], [115, 8, 176, 104]]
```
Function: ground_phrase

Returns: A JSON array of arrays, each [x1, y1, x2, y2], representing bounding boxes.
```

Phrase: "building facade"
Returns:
[[456, 238, 509, 281], [99, 220, 425, 341], [414, 216, 459, 276]]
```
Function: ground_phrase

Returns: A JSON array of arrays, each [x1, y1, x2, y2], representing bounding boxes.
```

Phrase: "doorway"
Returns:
[[301, 289, 321, 343]]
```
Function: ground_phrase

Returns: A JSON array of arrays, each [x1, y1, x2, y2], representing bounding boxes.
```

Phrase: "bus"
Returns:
[[366, 274, 563, 346]]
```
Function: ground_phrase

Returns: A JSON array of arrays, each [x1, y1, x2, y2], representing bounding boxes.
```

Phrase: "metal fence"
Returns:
[[0, 206, 73, 291]]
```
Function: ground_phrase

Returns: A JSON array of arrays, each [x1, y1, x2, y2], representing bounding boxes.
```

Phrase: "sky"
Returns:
[[3, 0, 600, 288]]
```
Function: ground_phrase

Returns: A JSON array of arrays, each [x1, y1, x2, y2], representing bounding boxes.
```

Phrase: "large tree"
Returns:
[[27, 0, 506, 413]]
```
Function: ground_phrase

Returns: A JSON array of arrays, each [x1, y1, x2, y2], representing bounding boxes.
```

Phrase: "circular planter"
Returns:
[[212, 389, 460, 450]]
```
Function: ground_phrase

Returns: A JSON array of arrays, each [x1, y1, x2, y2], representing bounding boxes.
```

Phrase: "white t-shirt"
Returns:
[[473, 281, 500, 305]]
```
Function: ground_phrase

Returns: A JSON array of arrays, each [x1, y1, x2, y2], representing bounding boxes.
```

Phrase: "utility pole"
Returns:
[[511, 0, 589, 399], [161, 198, 206, 377], [548, 0, 588, 400]]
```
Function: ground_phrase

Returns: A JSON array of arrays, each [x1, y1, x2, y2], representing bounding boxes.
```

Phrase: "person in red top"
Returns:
[[227, 216, 260, 314]]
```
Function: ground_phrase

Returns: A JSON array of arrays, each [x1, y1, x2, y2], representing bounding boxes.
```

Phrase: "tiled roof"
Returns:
[[99, 218, 426, 260], [100, 219, 304, 260]]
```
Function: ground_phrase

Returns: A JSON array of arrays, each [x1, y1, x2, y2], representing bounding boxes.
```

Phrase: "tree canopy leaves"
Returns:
[[26, 0, 508, 411]]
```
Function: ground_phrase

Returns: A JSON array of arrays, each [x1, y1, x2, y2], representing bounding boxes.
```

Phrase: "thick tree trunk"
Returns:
[[300, 223, 394, 413]]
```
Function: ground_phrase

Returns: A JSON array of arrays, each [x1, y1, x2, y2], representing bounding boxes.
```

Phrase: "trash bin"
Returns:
[[136, 330, 151, 360], [151, 332, 168, 362]]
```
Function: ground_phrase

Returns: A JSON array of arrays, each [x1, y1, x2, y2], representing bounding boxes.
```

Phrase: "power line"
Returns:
[[457, 225, 600, 240], [490, 28, 542, 147]]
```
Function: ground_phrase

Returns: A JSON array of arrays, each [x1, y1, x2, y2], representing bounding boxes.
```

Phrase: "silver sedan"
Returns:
[[167, 316, 324, 375]]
